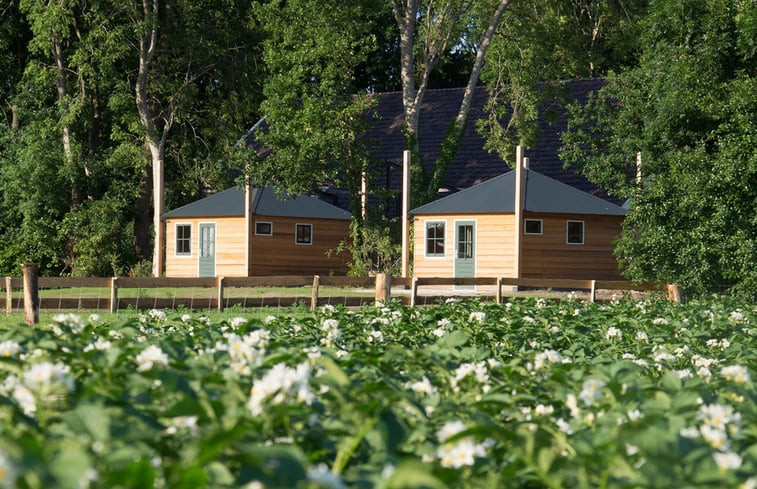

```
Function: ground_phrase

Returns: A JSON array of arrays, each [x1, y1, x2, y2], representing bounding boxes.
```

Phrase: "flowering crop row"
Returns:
[[0, 297, 755, 488]]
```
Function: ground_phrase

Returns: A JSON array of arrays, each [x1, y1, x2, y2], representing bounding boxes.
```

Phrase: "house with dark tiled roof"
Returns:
[[361, 78, 617, 215], [411, 157, 626, 281], [163, 185, 351, 277]]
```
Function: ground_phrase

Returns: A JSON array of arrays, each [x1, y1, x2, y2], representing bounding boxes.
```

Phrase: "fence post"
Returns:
[[5, 277, 11, 315], [410, 277, 418, 307], [374, 273, 390, 306], [110, 277, 119, 313], [590, 280, 597, 303], [311, 275, 320, 311], [22, 264, 39, 325], [667, 284, 682, 303], [496, 277, 503, 304], [217, 276, 225, 312]]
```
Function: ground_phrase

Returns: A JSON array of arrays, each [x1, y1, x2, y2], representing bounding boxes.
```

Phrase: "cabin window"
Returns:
[[425, 221, 445, 257], [255, 221, 272, 236], [296, 223, 313, 245], [524, 219, 543, 235], [175, 224, 192, 256], [567, 220, 584, 244]]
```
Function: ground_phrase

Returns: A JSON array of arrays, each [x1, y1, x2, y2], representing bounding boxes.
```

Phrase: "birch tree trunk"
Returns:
[[391, 0, 513, 204], [134, 0, 171, 278]]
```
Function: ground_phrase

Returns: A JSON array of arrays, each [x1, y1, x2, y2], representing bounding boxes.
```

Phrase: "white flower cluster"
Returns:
[[532, 349, 571, 371], [0, 340, 21, 358], [0, 450, 17, 487], [605, 327, 623, 340], [52, 313, 85, 334], [247, 362, 314, 416], [0, 362, 74, 416], [578, 379, 606, 407], [217, 331, 269, 375], [469, 311, 486, 323], [450, 361, 490, 394], [404, 376, 438, 397], [320, 319, 341, 347], [721, 365, 750, 384], [135, 345, 169, 372], [163, 415, 199, 436], [680, 403, 741, 453], [434, 421, 493, 468], [149, 309, 167, 322], [83, 338, 112, 352]]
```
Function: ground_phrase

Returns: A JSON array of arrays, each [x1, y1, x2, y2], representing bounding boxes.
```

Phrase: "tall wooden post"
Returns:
[[375, 273, 390, 306], [513, 146, 525, 278], [667, 284, 682, 303], [22, 264, 39, 325], [311, 275, 320, 311], [361, 171, 367, 220], [110, 277, 119, 313], [5, 277, 11, 315], [401, 150, 411, 278], [217, 276, 226, 312], [245, 177, 253, 275]]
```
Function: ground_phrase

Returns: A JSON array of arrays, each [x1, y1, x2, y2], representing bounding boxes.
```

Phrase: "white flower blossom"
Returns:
[[713, 451, 742, 471], [247, 362, 313, 415], [164, 416, 199, 435], [135, 345, 169, 372], [307, 463, 346, 489], [0, 340, 21, 358], [404, 376, 438, 397], [721, 365, 750, 384], [578, 379, 605, 406], [469, 311, 486, 323], [605, 327, 622, 339]]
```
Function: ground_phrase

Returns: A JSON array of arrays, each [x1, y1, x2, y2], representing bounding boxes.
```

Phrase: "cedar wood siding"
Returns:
[[520, 212, 624, 280], [413, 214, 517, 278], [165, 217, 247, 277], [249, 215, 351, 276]]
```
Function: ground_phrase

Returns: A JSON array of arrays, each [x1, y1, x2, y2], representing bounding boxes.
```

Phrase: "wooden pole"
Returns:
[[22, 264, 39, 325], [667, 284, 682, 303], [110, 277, 119, 313], [410, 276, 418, 307], [217, 276, 225, 312], [590, 280, 597, 303], [401, 150, 411, 278], [5, 277, 11, 315], [374, 273, 390, 306], [311, 275, 320, 311], [513, 146, 525, 279], [361, 170, 367, 220], [496, 277, 503, 304]]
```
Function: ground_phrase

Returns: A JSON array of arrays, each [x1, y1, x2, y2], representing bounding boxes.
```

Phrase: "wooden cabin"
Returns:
[[164, 186, 351, 277], [410, 160, 626, 281]]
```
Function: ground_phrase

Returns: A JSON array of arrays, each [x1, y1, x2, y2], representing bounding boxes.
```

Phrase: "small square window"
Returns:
[[524, 219, 542, 235], [175, 224, 191, 256], [425, 221, 445, 257], [255, 221, 272, 235], [296, 223, 312, 244], [567, 221, 584, 244]]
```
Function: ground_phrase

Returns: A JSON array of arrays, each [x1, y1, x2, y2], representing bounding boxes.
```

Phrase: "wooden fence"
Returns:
[[4, 267, 680, 324]]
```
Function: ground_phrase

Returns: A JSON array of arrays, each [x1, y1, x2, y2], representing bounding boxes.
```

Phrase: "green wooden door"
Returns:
[[455, 221, 475, 286], [198, 223, 216, 277]]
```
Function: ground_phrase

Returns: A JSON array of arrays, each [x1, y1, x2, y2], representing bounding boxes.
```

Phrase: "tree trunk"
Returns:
[[135, 0, 167, 277], [52, 32, 80, 207]]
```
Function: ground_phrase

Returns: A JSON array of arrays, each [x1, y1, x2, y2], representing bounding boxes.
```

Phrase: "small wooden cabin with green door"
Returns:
[[410, 162, 627, 281], [164, 186, 352, 277]]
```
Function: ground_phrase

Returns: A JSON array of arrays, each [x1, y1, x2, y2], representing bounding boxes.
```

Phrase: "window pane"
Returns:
[[176, 225, 191, 255], [525, 219, 542, 234], [567, 221, 584, 244], [425, 222, 444, 256], [256, 222, 272, 235], [296, 224, 312, 244]]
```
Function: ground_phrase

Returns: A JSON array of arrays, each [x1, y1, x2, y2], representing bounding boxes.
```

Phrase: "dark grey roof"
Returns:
[[164, 186, 351, 220], [410, 169, 626, 216], [364, 79, 622, 205]]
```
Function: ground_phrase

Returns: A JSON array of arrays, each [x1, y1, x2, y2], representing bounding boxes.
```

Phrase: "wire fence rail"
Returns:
[[4, 265, 680, 324]]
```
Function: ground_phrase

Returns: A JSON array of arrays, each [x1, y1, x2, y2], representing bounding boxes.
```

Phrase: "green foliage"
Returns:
[[0, 298, 755, 487], [561, 0, 756, 294]]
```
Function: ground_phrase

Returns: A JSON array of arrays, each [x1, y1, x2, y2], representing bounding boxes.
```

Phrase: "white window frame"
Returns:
[[424, 220, 446, 258], [566, 220, 585, 245], [255, 221, 273, 236], [295, 223, 313, 245], [524, 219, 543, 235], [174, 223, 192, 257]]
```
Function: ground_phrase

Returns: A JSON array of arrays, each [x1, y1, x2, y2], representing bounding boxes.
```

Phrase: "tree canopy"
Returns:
[[561, 0, 756, 293]]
